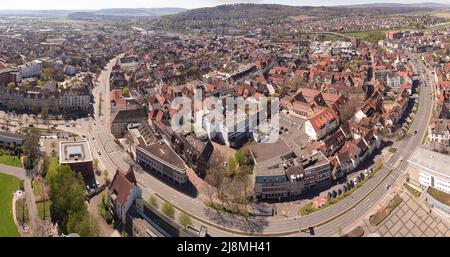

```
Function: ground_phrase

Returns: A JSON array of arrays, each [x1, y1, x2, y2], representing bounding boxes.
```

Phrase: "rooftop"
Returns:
[[138, 142, 186, 172], [408, 147, 450, 179], [59, 140, 93, 164]]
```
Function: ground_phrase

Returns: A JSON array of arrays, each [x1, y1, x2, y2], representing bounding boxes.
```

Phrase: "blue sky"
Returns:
[[1, 0, 449, 10]]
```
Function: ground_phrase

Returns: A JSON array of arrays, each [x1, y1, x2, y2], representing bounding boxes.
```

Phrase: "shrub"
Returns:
[[178, 212, 192, 228], [162, 201, 175, 219], [148, 195, 158, 209]]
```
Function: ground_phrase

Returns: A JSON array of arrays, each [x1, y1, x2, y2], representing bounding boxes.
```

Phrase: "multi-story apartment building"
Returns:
[[429, 119, 450, 148], [0, 74, 92, 114], [305, 108, 339, 141], [20, 60, 43, 78], [251, 140, 331, 200], [136, 141, 187, 186], [408, 147, 450, 194]]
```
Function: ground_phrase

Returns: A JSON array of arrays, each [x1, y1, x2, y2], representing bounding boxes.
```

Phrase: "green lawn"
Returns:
[[0, 154, 22, 167], [15, 198, 29, 225], [404, 183, 421, 197], [427, 187, 450, 206], [36, 200, 52, 220], [32, 180, 42, 196], [0, 173, 21, 237], [45, 157, 59, 182]]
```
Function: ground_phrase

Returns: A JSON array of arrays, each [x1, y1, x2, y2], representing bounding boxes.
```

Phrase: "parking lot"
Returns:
[[278, 113, 311, 153]]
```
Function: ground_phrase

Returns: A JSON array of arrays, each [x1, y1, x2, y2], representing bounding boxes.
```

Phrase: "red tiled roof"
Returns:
[[307, 108, 338, 133]]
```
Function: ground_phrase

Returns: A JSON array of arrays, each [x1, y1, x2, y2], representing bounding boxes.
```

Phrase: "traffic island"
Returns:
[[369, 194, 403, 226], [343, 226, 364, 237]]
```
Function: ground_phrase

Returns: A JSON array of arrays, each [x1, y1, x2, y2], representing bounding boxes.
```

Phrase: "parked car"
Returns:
[[338, 189, 342, 195], [327, 192, 332, 201], [332, 190, 337, 198]]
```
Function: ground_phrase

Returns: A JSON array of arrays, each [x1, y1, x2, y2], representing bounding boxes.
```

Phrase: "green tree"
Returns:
[[67, 210, 99, 237], [20, 80, 31, 90], [47, 164, 98, 236], [234, 150, 245, 166], [187, 66, 199, 74], [162, 201, 175, 219], [178, 212, 192, 228], [148, 195, 158, 209], [121, 87, 130, 96], [226, 156, 237, 177], [43, 67, 54, 81], [41, 153, 49, 177], [7, 82, 16, 90]]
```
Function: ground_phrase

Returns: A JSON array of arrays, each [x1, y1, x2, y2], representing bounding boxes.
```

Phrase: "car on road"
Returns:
[[332, 190, 337, 198], [97, 151, 101, 155], [81, 134, 86, 138], [337, 189, 342, 195], [327, 192, 332, 201], [353, 178, 358, 184], [385, 184, 391, 190], [65, 124, 70, 127]]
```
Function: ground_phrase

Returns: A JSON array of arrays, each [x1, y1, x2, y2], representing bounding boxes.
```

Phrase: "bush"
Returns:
[[299, 203, 318, 216], [148, 195, 158, 209], [98, 193, 114, 225], [387, 194, 403, 211], [404, 183, 421, 197], [15, 198, 29, 225], [162, 201, 175, 219], [388, 147, 397, 154]]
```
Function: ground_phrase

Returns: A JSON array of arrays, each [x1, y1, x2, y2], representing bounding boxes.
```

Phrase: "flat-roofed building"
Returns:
[[0, 131, 26, 147], [136, 142, 187, 185], [251, 139, 304, 200], [59, 140, 94, 180]]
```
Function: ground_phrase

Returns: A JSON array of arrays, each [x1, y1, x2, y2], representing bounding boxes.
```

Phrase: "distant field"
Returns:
[[0, 173, 21, 237], [432, 11, 450, 19], [342, 27, 417, 43], [289, 15, 315, 21]]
